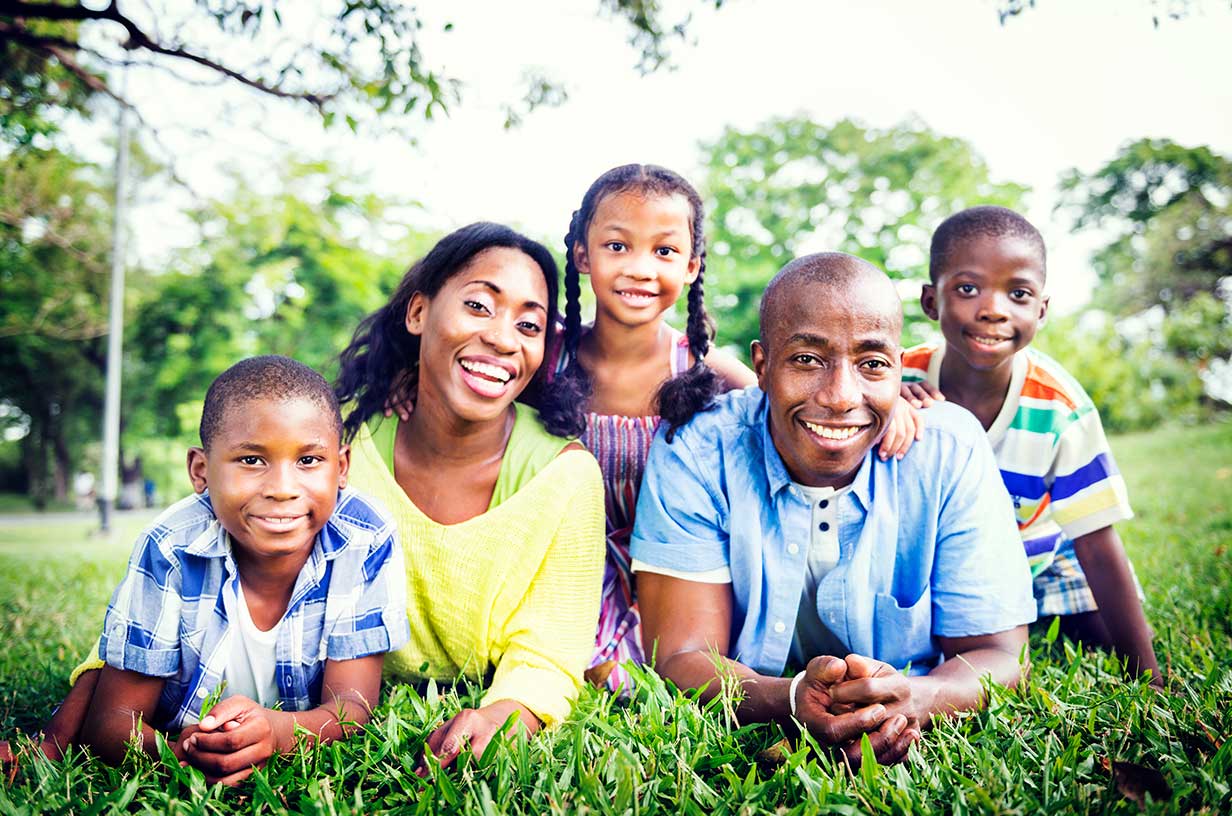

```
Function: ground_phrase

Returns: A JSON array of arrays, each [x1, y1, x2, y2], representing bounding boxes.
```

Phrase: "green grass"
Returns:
[[1, 422, 1230, 814]]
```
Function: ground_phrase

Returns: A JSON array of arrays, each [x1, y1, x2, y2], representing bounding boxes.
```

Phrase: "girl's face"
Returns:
[[573, 190, 700, 330], [405, 247, 550, 424]]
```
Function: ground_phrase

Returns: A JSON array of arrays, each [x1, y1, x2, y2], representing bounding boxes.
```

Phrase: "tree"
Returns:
[[0, 0, 716, 141], [0, 147, 114, 504], [996, 0, 1232, 27], [699, 117, 1028, 355], [1057, 139, 1232, 312]]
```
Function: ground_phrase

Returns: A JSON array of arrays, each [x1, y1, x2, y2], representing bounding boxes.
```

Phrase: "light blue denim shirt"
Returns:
[[630, 387, 1036, 676]]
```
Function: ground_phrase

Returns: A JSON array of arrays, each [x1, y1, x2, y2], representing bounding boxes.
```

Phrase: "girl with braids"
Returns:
[[543, 164, 756, 694], [336, 222, 604, 770]]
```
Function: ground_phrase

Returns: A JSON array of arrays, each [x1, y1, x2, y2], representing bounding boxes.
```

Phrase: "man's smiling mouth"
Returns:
[[801, 420, 867, 441]]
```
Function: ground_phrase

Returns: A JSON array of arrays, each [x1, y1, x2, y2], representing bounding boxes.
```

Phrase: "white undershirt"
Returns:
[[223, 582, 282, 707], [789, 482, 850, 665]]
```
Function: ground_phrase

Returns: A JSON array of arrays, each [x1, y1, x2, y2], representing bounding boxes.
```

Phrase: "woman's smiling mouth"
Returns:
[[458, 357, 516, 398]]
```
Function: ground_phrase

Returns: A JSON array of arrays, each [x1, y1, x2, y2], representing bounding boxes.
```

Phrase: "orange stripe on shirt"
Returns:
[[902, 347, 935, 371], [1023, 360, 1077, 411]]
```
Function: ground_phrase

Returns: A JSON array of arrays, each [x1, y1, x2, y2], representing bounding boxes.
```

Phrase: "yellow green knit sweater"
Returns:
[[347, 403, 605, 726]]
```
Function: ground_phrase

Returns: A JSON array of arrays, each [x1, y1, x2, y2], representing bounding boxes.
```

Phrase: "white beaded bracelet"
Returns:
[[788, 670, 807, 718]]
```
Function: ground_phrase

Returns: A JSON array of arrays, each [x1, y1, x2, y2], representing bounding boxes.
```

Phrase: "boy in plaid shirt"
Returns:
[[2, 356, 408, 784], [901, 207, 1161, 687]]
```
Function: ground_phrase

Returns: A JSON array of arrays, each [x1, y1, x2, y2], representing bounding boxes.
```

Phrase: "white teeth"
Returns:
[[803, 421, 862, 440], [971, 335, 1008, 346], [460, 360, 512, 382]]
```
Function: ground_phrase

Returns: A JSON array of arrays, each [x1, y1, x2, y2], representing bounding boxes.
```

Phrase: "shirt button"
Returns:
[[788, 543, 800, 555], [818, 521, 831, 532], [774, 621, 786, 634], [818, 499, 829, 509], [198, 687, 208, 697]]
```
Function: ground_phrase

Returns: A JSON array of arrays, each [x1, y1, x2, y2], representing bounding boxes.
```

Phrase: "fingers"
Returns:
[[805, 655, 848, 686], [197, 695, 257, 731], [807, 703, 888, 745], [185, 739, 273, 778], [843, 653, 897, 680], [829, 676, 910, 707], [419, 714, 471, 776], [902, 382, 942, 409], [839, 715, 916, 768], [203, 761, 263, 787], [878, 415, 907, 461], [186, 715, 267, 754]]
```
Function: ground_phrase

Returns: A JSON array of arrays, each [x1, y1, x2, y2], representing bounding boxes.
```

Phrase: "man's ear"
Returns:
[[187, 447, 209, 494], [337, 443, 351, 490], [920, 283, 940, 321], [751, 340, 767, 388], [572, 241, 591, 276], [405, 292, 428, 336]]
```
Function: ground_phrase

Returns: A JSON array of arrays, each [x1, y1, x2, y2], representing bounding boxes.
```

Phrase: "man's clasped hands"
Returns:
[[791, 654, 931, 768]]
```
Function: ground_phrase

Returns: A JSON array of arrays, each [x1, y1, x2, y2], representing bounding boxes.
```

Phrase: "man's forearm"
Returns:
[[912, 643, 1026, 727], [658, 650, 793, 725], [1073, 528, 1162, 683]]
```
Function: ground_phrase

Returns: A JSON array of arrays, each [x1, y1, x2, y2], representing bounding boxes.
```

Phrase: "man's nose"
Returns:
[[814, 363, 861, 413]]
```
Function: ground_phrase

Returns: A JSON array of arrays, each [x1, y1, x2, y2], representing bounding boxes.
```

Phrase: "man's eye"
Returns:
[[792, 353, 820, 365], [862, 359, 889, 370]]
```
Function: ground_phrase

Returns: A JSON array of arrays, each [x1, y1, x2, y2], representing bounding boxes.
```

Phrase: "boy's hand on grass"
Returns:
[[901, 381, 944, 409], [418, 700, 535, 776], [828, 654, 921, 767], [794, 656, 891, 746], [879, 397, 926, 461], [181, 696, 277, 786]]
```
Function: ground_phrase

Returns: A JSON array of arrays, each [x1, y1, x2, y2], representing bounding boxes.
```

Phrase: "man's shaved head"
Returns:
[[759, 252, 903, 350]]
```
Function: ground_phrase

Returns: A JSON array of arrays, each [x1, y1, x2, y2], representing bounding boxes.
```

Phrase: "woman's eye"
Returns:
[[464, 299, 490, 314], [518, 321, 543, 334]]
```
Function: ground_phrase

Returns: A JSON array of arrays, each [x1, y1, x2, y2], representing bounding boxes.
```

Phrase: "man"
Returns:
[[631, 252, 1036, 765]]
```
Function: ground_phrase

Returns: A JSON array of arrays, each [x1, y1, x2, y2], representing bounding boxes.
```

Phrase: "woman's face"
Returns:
[[406, 247, 550, 424]]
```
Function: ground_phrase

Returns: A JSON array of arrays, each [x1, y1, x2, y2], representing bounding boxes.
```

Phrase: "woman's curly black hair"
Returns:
[[543, 163, 721, 441], [335, 221, 567, 442]]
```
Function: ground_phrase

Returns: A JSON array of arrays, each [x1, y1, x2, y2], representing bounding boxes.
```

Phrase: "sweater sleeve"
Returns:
[[482, 451, 605, 726]]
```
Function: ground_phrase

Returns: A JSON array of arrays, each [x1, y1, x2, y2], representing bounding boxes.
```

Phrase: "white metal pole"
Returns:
[[99, 63, 130, 533]]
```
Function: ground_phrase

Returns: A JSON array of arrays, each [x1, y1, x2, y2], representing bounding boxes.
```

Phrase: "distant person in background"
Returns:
[[336, 222, 604, 771], [900, 205, 1162, 686], [634, 253, 1036, 767], [73, 471, 95, 511]]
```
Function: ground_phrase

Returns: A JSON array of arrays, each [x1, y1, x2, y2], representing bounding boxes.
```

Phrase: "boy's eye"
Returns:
[[1011, 288, 1032, 300], [298, 455, 323, 466], [239, 456, 262, 466], [956, 283, 977, 295]]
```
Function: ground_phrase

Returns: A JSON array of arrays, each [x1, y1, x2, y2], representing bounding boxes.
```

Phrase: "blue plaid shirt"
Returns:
[[98, 487, 410, 730]]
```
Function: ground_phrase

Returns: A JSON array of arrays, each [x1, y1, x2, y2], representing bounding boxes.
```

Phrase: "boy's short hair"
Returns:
[[199, 355, 343, 450], [929, 206, 1046, 282]]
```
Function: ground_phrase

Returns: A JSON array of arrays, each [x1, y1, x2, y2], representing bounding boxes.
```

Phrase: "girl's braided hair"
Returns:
[[539, 164, 720, 441], [335, 221, 565, 442]]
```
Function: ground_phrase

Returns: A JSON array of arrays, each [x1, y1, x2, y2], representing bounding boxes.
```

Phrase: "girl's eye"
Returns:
[[956, 283, 977, 295], [604, 241, 627, 253], [239, 456, 262, 466], [655, 246, 678, 257]]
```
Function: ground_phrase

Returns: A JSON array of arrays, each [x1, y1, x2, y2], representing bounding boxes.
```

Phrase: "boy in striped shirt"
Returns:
[[901, 206, 1162, 687]]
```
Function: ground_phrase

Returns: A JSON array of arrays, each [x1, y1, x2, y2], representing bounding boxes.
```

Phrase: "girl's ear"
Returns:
[[405, 292, 428, 336], [684, 254, 701, 285], [572, 241, 591, 276], [187, 447, 208, 494]]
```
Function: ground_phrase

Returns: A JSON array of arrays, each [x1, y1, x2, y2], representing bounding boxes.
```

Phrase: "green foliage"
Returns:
[[1058, 139, 1232, 313], [2, 420, 1231, 813], [700, 117, 1028, 356], [0, 19, 93, 148]]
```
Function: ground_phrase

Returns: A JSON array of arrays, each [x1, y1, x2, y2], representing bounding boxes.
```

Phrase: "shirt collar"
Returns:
[[757, 393, 876, 507]]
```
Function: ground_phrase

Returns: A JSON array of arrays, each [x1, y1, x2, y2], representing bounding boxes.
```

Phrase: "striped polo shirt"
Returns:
[[902, 343, 1133, 575]]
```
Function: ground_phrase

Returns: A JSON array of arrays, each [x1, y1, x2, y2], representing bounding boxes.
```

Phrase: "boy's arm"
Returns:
[[1072, 525, 1163, 686], [79, 665, 169, 764], [182, 654, 383, 785]]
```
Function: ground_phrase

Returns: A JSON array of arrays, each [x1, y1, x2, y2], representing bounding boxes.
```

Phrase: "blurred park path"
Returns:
[[0, 508, 163, 529]]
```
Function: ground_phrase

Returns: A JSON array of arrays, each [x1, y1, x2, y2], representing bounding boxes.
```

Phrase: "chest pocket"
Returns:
[[872, 589, 934, 671]]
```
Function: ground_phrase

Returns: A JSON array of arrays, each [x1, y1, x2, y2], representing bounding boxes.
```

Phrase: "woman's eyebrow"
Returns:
[[466, 279, 545, 313]]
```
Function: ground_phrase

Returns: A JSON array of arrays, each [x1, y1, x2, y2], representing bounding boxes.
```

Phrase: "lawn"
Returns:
[[1, 421, 1229, 814]]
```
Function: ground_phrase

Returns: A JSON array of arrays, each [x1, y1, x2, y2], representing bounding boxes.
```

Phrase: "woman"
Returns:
[[335, 222, 604, 769]]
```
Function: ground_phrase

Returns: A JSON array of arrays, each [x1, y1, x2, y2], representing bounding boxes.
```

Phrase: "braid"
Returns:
[[533, 209, 591, 437], [657, 254, 721, 441]]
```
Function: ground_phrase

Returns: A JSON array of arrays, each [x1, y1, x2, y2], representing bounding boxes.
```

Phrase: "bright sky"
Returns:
[[108, 0, 1232, 313]]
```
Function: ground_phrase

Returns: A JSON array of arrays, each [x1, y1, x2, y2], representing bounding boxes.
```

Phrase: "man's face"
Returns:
[[752, 279, 902, 488]]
